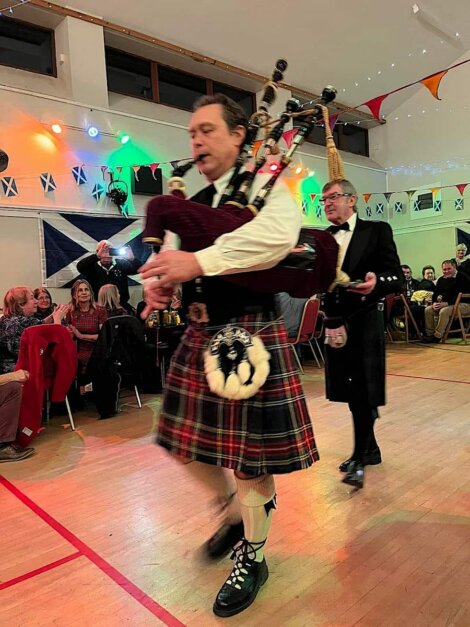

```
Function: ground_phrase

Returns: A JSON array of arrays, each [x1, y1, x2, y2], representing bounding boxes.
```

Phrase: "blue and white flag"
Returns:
[[301, 199, 308, 215], [413, 200, 421, 211], [40, 213, 150, 288], [455, 198, 464, 211], [366, 206, 372, 217], [40, 173, 56, 193], [72, 166, 87, 186], [315, 205, 322, 219], [394, 201, 403, 213], [92, 183, 104, 201], [433, 199, 442, 212], [1, 176, 18, 197], [375, 203, 384, 215], [456, 221, 470, 252]]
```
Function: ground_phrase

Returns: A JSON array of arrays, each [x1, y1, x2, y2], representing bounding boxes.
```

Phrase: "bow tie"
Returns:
[[328, 222, 350, 234]]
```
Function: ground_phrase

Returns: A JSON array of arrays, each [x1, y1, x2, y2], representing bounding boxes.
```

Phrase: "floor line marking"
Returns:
[[0, 476, 185, 627], [387, 373, 470, 385], [0, 552, 82, 591]]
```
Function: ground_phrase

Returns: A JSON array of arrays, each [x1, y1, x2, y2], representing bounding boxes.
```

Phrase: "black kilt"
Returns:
[[156, 313, 319, 475]]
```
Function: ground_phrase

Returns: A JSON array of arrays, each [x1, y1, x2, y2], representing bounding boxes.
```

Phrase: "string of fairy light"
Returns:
[[0, 0, 31, 15]]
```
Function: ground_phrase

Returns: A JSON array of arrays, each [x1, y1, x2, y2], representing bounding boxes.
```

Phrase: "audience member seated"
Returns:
[[0, 370, 35, 462], [417, 265, 436, 292], [97, 284, 127, 318], [453, 243, 470, 277], [0, 286, 67, 374], [423, 259, 470, 343], [77, 240, 142, 313], [401, 264, 420, 299], [33, 287, 57, 321], [65, 280, 107, 378], [275, 292, 308, 339]]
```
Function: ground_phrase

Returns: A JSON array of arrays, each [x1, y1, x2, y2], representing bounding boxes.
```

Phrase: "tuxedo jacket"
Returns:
[[325, 218, 403, 406]]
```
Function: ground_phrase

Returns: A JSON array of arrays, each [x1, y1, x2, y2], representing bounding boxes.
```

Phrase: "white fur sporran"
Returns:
[[203, 325, 270, 400]]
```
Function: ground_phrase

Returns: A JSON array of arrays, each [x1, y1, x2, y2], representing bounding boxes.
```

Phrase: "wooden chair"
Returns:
[[441, 293, 470, 344], [387, 294, 422, 342], [287, 297, 323, 372]]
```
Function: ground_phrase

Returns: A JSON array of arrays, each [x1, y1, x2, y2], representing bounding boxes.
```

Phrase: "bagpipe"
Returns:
[[143, 59, 341, 298]]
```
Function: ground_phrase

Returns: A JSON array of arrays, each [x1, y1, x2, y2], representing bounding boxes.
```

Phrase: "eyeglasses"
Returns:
[[318, 192, 353, 205]]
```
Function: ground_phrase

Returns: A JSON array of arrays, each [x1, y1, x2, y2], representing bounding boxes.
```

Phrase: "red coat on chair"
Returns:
[[15, 325, 77, 446]]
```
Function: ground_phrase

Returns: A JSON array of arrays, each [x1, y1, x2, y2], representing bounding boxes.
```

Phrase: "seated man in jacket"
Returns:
[[423, 259, 470, 343], [77, 241, 141, 313]]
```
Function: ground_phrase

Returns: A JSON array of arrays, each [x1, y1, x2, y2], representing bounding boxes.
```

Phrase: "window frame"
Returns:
[[0, 16, 57, 78]]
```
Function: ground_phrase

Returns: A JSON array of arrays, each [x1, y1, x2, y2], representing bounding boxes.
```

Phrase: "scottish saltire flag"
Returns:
[[40, 173, 56, 192], [72, 166, 87, 185], [375, 203, 384, 215], [315, 205, 322, 219], [92, 183, 104, 201], [1, 176, 18, 197], [40, 213, 150, 288], [433, 200, 442, 212], [366, 206, 372, 217], [394, 202, 403, 213], [301, 199, 308, 215], [455, 198, 464, 211], [413, 200, 420, 211], [456, 221, 470, 252]]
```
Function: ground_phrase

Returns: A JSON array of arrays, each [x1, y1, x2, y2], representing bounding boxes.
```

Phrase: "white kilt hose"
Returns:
[[155, 313, 319, 475]]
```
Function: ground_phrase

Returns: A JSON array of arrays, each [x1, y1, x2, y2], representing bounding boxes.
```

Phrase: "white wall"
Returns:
[[369, 50, 470, 275], [0, 13, 387, 302]]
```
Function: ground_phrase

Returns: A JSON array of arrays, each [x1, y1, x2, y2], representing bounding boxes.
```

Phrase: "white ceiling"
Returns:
[[24, 0, 470, 118]]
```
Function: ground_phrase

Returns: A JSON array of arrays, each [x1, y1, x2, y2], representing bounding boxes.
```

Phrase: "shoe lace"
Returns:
[[225, 538, 266, 590]]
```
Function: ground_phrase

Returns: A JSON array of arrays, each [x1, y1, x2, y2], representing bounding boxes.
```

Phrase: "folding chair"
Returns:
[[287, 297, 323, 372], [442, 293, 470, 344], [387, 294, 422, 342]]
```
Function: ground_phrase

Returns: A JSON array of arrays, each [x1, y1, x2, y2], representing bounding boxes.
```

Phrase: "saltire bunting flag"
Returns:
[[420, 70, 448, 100], [363, 193, 372, 203], [150, 163, 160, 179], [394, 202, 403, 213], [132, 165, 141, 181], [315, 205, 322, 219], [301, 199, 308, 214], [92, 183, 104, 202], [39, 213, 150, 288], [455, 198, 464, 210], [413, 200, 421, 211], [456, 183, 468, 196], [366, 206, 372, 217], [433, 200, 442, 211], [40, 173, 56, 193], [100, 165, 108, 179], [309, 193, 317, 202], [282, 129, 297, 149], [1, 176, 18, 197], [376, 203, 384, 215], [72, 166, 87, 186], [455, 221, 470, 251]]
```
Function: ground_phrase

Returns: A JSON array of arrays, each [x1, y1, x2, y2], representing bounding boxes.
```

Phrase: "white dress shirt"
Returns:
[[332, 212, 357, 269], [193, 168, 301, 276]]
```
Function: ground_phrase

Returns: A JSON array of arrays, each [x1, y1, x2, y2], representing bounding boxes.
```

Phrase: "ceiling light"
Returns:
[[51, 123, 62, 134]]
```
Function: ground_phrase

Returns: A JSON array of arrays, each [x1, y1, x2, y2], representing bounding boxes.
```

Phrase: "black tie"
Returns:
[[191, 183, 216, 207], [328, 222, 350, 234]]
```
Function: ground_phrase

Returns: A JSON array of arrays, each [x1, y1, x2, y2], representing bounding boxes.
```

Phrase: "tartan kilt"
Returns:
[[156, 313, 319, 475]]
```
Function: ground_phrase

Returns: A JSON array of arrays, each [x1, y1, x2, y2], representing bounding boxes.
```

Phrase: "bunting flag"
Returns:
[[433, 200, 442, 211], [431, 187, 440, 198], [92, 183, 104, 202], [170, 160, 180, 170], [1, 176, 18, 197], [420, 70, 448, 100], [40, 173, 56, 193], [383, 192, 392, 204], [309, 193, 317, 202], [363, 193, 372, 203], [456, 183, 468, 196], [329, 114, 339, 132], [315, 205, 322, 219], [282, 129, 297, 149], [301, 199, 308, 215], [100, 165, 108, 179], [132, 165, 141, 181], [366, 206, 372, 217], [376, 203, 384, 215], [406, 190, 415, 203], [455, 198, 464, 210], [394, 202, 403, 213], [362, 94, 388, 122], [150, 163, 160, 180], [413, 200, 420, 211], [72, 166, 87, 186], [116, 166, 123, 176]]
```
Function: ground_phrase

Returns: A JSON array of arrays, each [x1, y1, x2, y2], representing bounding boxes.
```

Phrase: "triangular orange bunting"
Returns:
[[116, 166, 123, 175], [282, 129, 297, 148], [456, 183, 468, 196], [362, 94, 388, 121], [363, 193, 372, 203], [420, 70, 448, 100], [431, 187, 440, 198], [132, 165, 141, 181]]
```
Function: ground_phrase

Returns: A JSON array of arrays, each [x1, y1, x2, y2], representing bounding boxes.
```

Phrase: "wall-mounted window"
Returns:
[[105, 48, 153, 100], [340, 123, 369, 157], [105, 47, 256, 115], [0, 17, 55, 76]]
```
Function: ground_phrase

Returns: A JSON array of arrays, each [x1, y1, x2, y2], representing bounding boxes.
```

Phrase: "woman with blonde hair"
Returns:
[[97, 284, 127, 318]]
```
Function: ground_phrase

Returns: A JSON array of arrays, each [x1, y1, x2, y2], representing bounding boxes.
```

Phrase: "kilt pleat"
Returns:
[[156, 313, 319, 475]]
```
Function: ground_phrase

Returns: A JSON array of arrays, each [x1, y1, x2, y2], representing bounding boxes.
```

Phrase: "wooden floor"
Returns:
[[1, 341, 469, 627]]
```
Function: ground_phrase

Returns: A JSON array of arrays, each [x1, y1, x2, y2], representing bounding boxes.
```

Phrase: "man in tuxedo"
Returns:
[[141, 94, 319, 617], [322, 179, 403, 489]]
